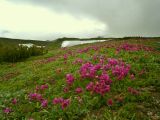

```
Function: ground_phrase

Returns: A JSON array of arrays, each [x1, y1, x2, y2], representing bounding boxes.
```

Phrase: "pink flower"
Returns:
[[130, 74, 135, 80], [75, 87, 83, 94], [52, 97, 70, 110], [86, 82, 94, 91], [99, 73, 112, 85], [40, 84, 48, 90], [3, 107, 11, 114], [107, 99, 113, 106], [12, 98, 17, 105], [93, 82, 110, 96], [108, 58, 118, 66], [28, 93, 43, 102], [64, 54, 68, 60], [36, 84, 48, 91], [52, 98, 64, 105], [66, 74, 75, 86], [41, 99, 48, 108], [112, 64, 130, 80], [61, 99, 70, 110]]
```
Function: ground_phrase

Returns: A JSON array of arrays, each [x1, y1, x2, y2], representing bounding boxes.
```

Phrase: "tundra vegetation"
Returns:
[[0, 38, 160, 120]]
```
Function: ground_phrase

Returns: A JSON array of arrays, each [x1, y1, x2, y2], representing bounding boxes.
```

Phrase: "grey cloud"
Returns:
[[6, 0, 160, 38]]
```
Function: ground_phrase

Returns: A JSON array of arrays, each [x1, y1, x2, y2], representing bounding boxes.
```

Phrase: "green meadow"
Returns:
[[0, 38, 160, 120]]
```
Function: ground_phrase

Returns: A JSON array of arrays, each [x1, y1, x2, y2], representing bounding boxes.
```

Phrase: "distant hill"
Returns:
[[0, 37, 52, 46], [1, 36, 160, 49]]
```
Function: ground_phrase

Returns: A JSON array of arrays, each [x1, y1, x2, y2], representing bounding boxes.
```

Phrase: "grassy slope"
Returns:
[[0, 38, 160, 120]]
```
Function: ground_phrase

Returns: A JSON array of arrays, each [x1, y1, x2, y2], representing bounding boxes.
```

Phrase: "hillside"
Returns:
[[0, 38, 160, 119]]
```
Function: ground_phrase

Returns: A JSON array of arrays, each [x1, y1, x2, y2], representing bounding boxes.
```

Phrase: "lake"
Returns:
[[61, 40, 109, 47]]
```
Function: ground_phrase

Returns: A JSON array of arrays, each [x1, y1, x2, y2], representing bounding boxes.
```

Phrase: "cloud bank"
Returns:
[[0, 0, 160, 40]]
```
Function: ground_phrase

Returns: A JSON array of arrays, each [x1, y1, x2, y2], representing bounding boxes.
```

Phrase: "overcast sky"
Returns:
[[0, 0, 160, 40]]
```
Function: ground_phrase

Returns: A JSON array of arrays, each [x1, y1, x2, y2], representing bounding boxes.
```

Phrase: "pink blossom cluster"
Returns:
[[63, 54, 68, 60], [77, 48, 90, 53], [52, 98, 70, 109], [120, 43, 139, 51], [80, 58, 130, 81], [41, 99, 48, 108], [77, 46, 99, 54], [12, 98, 17, 105], [79, 63, 101, 79], [75, 87, 83, 94], [3, 98, 17, 114], [66, 74, 75, 86], [86, 81, 110, 96], [99, 73, 112, 85], [108, 58, 118, 66], [93, 82, 110, 96], [29, 93, 44, 102], [28, 93, 48, 108], [86, 82, 94, 91], [3, 107, 12, 114], [116, 43, 153, 53], [130, 74, 135, 80], [36, 84, 48, 91], [112, 64, 131, 80], [52, 97, 64, 104]]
